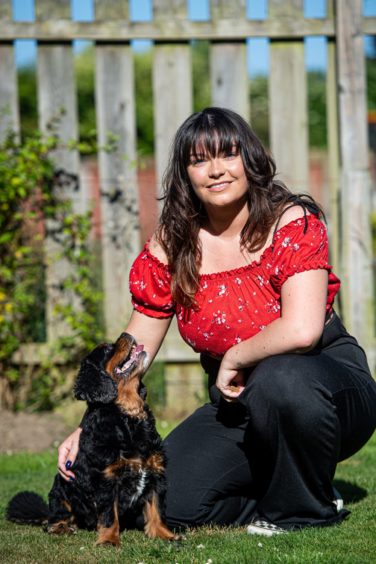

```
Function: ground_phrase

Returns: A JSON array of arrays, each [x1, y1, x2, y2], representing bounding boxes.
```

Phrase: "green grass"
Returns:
[[0, 433, 375, 564]]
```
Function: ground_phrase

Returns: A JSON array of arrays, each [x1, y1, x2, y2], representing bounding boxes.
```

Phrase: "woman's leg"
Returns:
[[238, 351, 376, 529], [163, 401, 258, 529]]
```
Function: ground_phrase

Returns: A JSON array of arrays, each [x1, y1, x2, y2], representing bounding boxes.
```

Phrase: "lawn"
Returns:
[[0, 430, 375, 563]]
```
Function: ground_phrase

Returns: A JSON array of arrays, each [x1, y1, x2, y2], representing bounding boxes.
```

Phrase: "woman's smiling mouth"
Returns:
[[207, 181, 232, 191]]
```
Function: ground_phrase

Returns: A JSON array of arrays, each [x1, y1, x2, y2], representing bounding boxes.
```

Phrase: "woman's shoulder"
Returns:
[[147, 233, 169, 266], [275, 204, 311, 230]]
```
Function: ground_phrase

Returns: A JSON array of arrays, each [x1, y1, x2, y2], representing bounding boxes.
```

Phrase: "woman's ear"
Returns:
[[74, 360, 118, 404]]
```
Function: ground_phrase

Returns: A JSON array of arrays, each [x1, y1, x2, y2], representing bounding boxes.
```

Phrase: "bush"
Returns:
[[0, 127, 103, 410]]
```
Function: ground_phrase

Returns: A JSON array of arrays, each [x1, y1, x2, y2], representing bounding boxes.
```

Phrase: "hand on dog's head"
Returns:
[[74, 332, 147, 404]]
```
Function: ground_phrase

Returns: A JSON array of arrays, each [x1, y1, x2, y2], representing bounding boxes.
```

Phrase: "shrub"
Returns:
[[0, 128, 103, 410]]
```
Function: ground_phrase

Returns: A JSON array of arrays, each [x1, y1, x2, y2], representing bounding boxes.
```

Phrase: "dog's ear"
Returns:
[[74, 349, 118, 403]]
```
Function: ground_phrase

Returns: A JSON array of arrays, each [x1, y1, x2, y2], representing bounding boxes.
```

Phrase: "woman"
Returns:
[[58, 107, 376, 535]]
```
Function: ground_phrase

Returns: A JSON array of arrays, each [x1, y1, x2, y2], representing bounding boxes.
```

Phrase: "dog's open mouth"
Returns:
[[114, 344, 145, 376]]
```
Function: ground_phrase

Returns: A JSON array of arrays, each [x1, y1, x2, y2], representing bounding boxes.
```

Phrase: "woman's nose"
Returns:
[[208, 158, 225, 177]]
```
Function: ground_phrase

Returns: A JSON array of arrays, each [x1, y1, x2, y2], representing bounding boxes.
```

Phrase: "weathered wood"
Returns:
[[0, 1, 18, 140], [210, 0, 246, 19], [209, 2, 248, 116], [94, 1, 139, 339], [336, 0, 374, 363], [0, 42, 20, 140], [36, 0, 82, 343], [95, 0, 128, 20], [164, 362, 204, 418], [326, 1, 340, 279], [326, 37, 340, 276], [152, 42, 193, 193], [210, 41, 249, 117], [268, 1, 308, 193], [0, 0, 11, 19], [0, 18, 340, 41], [152, 1, 196, 364], [35, 0, 70, 19]]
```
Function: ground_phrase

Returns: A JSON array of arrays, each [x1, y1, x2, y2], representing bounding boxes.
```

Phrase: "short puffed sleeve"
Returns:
[[129, 246, 175, 318], [270, 215, 332, 292]]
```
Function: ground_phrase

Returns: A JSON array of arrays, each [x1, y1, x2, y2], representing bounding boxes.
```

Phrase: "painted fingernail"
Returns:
[[69, 476, 75, 481], [65, 460, 72, 469]]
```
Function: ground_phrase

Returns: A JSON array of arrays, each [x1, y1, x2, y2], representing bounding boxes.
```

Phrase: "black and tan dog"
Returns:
[[6, 333, 177, 546]]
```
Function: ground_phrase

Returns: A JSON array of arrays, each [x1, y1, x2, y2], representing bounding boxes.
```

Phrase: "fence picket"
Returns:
[[210, 1, 249, 117], [93, 0, 139, 339], [336, 0, 374, 363], [35, 0, 83, 342], [269, 0, 309, 194]]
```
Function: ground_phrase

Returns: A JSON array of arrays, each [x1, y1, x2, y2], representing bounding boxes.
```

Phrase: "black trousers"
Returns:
[[163, 313, 376, 530]]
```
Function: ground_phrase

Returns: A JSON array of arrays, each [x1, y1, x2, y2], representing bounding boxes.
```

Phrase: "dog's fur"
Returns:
[[6, 332, 177, 546]]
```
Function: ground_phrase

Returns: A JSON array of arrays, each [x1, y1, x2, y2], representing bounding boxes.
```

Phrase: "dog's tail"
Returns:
[[6, 491, 49, 526]]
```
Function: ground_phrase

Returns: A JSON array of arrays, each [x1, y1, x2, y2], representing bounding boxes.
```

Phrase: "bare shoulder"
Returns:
[[148, 233, 169, 265], [276, 204, 311, 230]]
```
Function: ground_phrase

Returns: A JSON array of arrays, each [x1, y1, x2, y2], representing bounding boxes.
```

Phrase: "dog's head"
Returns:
[[74, 332, 148, 416]]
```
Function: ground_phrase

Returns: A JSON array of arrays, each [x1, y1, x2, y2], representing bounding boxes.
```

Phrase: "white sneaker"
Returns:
[[247, 519, 287, 537], [332, 487, 344, 511]]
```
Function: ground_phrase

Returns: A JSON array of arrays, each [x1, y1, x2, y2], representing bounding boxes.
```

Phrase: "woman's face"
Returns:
[[186, 145, 249, 211]]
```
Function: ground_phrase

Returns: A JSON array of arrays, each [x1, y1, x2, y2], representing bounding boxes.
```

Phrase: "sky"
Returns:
[[12, 0, 376, 77]]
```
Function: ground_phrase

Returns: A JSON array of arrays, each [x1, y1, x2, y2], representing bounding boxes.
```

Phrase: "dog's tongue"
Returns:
[[115, 344, 144, 375]]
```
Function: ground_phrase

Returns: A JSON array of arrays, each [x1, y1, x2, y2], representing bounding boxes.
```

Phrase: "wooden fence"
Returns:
[[0, 0, 376, 386]]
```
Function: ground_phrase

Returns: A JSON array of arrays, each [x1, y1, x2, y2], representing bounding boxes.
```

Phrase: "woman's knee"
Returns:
[[240, 354, 331, 424]]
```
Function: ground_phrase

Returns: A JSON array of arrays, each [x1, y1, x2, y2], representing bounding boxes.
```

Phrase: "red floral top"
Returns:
[[129, 215, 340, 357]]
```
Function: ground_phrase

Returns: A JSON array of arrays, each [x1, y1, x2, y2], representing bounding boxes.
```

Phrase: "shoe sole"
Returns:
[[247, 523, 287, 537]]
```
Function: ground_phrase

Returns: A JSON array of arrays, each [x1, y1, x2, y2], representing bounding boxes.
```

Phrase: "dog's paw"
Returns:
[[95, 537, 120, 547], [47, 521, 77, 535]]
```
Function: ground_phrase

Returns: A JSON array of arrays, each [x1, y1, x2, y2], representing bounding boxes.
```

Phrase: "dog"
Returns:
[[6, 332, 178, 546]]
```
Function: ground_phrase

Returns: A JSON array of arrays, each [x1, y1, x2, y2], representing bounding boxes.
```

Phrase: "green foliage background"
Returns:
[[0, 129, 103, 410]]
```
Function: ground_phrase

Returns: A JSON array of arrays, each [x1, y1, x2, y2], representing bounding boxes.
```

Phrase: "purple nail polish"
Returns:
[[65, 460, 72, 469], [69, 476, 75, 481]]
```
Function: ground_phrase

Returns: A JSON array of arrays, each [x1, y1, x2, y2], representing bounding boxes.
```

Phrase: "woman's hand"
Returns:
[[216, 355, 246, 402], [57, 427, 82, 481]]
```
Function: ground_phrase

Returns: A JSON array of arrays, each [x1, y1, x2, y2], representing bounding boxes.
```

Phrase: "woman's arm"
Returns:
[[57, 310, 172, 480], [216, 268, 328, 401]]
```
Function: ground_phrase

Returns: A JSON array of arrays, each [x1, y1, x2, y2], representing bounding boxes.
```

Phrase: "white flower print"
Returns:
[[218, 284, 227, 297], [213, 310, 226, 325], [266, 301, 281, 314], [282, 237, 291, 248]]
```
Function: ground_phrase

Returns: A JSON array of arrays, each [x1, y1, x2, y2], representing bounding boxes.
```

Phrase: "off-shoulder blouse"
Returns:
[[129, 215, 340, 357]]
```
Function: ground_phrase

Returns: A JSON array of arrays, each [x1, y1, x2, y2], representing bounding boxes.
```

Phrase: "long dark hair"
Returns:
[[157, 107, 321, 307]]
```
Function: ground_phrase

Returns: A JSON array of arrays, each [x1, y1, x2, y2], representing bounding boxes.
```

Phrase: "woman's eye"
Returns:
[[224, 151, 237, 159], [190, 157, 206, 166]]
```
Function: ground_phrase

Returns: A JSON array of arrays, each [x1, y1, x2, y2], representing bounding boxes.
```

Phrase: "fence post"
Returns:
[[153, 0, 193, 194], [210, 1, 249, 119], [326, 1, 340, 276], [36, 0, 84, 343], [94, 0, 139, 339], [335, 0, 375, 367], [0, 1, 19, 141], [152, 0, 204, 411], [268, 0, 309, 193]]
